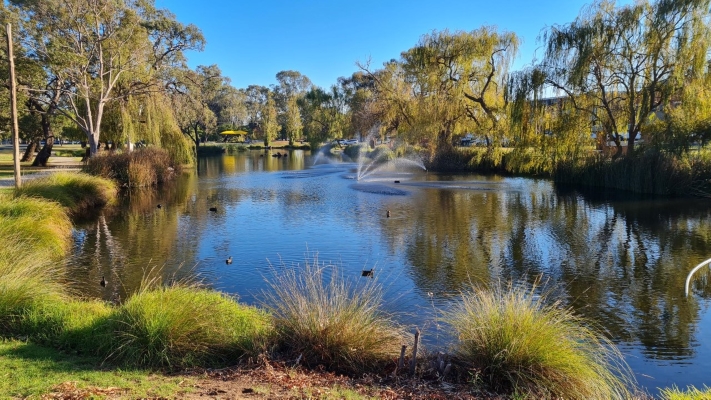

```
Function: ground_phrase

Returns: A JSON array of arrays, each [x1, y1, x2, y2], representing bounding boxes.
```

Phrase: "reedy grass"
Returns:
[[660, 385, 711, 399], [263, 263, 408, 374], [14, 171, 118, 215], [109, 281, 272, 369], [84, 147, 178, 187], [442, 281, 635, 399], [0, 196, 72, 259], [0, 235, 67, 333]]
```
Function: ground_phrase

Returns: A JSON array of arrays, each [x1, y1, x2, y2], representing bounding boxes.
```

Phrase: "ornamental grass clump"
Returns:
[[109, 283, 272, 369], [263, 264, 407, 374], [0, 234, 67, 333], [442, 281, 635, 399], [15, 172, 117, 215], [0, 197, 72, 259], [659, 385, 711, 400]]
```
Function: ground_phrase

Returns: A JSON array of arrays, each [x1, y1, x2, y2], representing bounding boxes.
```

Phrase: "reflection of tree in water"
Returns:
[[69, 175, 198, 302], [382, 181, 711, 359]]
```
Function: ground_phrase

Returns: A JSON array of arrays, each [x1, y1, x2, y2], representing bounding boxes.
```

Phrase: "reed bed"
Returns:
[[442, 281, 635, 399], [15, 172, 117, 215], [84, 147, 178, 187], [263, 264, 408, 374]]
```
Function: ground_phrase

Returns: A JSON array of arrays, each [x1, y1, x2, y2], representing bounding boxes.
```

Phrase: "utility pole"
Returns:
[[6, 23, 21, 188]]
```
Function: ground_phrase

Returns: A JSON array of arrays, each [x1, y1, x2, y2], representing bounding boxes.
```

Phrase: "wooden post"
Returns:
[[6, 23, 20, 188], [409, 328, 420, 375], [397, 345, 407, 371]]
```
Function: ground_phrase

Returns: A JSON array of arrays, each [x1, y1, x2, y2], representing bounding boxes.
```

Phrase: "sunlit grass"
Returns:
[[659, 385, 711, 400], [109, 282, 273, 369], [0, 196, 72, 259], [442, 280, 635, 399], [14, 171, 117, 215], [263, 263, 407, 374], [0, 339, 194, 399]]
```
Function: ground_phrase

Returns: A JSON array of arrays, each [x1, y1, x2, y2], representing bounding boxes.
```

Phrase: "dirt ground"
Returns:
[[40, 360, 505, 400]]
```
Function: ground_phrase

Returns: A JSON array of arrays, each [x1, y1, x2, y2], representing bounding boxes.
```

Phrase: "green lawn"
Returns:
[[0, 339, 195, 399]]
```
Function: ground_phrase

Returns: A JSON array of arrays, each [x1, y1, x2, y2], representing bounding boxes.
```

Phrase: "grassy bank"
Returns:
[[14, 171, 118, 215]]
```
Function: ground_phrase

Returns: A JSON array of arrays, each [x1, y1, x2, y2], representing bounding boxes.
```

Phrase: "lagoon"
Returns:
[[67, 149, 711, 395]]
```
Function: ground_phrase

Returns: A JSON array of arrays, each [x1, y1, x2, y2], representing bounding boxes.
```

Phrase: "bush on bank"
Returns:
[[109, 285, 272, 368], [441, 281, 635, 399], [84, 147, 179, 187], [263, 264, 408, 374]]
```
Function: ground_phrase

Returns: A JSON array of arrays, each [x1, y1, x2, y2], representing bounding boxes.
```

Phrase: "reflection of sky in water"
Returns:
[[67, 150, 711, 394]]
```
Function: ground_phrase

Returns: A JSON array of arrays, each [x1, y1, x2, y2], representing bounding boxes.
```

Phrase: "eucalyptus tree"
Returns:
[[534, 0, 711, 156], [273, 70, 311, 141], [170, 65, 226, 148], [299, 86, 349, 149], [9, 0, 204, 156], [211, 85, 247, 132], [243, 84, 269, 137]]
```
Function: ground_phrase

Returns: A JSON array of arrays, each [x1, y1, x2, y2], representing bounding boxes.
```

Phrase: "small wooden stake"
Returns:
[[409, 328, 420, 375], [398, 345, 407, 371]]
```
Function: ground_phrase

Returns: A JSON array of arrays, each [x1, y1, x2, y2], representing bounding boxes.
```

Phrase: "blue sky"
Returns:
[[155, 0, 632, 90]]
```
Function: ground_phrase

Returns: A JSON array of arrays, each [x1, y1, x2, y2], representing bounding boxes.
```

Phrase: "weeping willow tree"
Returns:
[[101, 93, 194, 165], [361, 28, 518, 157], [518, 0, 711, 158]]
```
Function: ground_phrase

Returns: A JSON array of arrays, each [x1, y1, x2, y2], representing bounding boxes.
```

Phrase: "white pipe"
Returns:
[[685, 257, 711, 296]]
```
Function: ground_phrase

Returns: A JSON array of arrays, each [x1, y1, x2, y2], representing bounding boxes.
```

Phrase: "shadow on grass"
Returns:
[[0, 339, 191, 399]]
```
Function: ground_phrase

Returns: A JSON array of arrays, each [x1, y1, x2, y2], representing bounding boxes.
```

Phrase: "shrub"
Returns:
[[441, 281, 635, 399], [109, 284, 272, 369], [263, 264, 407, 374], [84, 147, 178, 187], [15, 172, 117, 215]]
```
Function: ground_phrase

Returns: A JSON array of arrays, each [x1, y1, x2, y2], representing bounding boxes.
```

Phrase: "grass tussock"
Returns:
[[659, 385, 711, 400], [442, 281, 635, 399], [15, 172, 117, 215], [84, 147, 179, 187], [263, 263, 407, 374], [109, 283, 272, 369], [0, 236, 67, 333], [0, 196, 72, 259]]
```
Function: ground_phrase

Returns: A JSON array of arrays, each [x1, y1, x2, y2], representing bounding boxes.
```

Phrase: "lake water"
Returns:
[[67, 149, 711, 395]]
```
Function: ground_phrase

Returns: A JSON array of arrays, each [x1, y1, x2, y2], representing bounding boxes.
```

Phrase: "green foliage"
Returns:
[[196, 145, 226, 156], [109, 284, 273, 369], [442, 281, 635, 399], [263, 263, 407, 374], [84, 147, 179, 187], [660, 385, 711, 400], [14, 172, 117, 215]]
